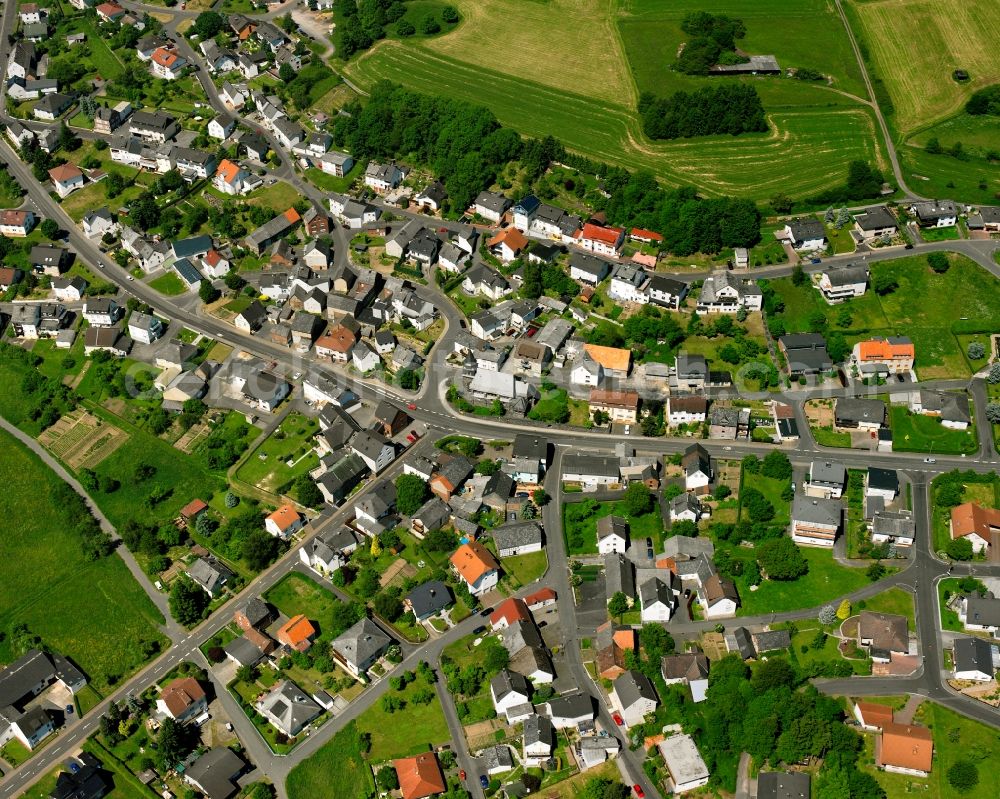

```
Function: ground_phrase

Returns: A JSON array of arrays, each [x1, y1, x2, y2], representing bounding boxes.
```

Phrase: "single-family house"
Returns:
[[450, 541, 500, 596], [791, 496, 841, 547], [877, 723, 933, 777], [611, 670, 658, 727], [854, 206, 898, 240], [784, 217, 827, 251], [256, 680, 320, 736], [852, 336, 914, 376], [953, 637, 999, 682], [658, 734, 710, 793], [48, 163, 84, 198], [818, 264, 869, 303], [597, 515, 629, 554], [911, 200, 957, 228], [697, 270, 763, 313], [156, 677, 207, 723], [950, 502, 1000, 555], [330, 617, 393, 678]]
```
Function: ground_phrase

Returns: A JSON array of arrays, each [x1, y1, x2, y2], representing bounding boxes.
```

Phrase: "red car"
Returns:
[[612, 712, 624, 726], [633, 786, 645, 798], [407, 403, 416, 410], [459, 770, 466, 781]]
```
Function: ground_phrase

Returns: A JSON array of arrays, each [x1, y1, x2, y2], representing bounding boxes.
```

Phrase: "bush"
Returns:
[[947, 760, 978, 791], [757, 538, 808, 580], [927, 251, 950, 273]]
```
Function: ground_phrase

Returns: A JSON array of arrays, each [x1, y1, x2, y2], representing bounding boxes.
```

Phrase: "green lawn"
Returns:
[[0, 429, 166, 695], [735, 547, 870, 615], [264, 572, 339, 625], [861, 587, 915, 627], [286, 722, 375, 799], [235, 412, 320, 495], [889, 405, 977, 454], [740, 471, 791, 525], [937, 579, 967, 632], [304, 161, 364, 193], [563, 498, 664, 555], [919, 225, 961, 242], [930, 472, 1000, 554], [356, 669, 450, 760], [499, 549, 548, 588], [786, 622, 871, 676], [148, 272, 188, 296]]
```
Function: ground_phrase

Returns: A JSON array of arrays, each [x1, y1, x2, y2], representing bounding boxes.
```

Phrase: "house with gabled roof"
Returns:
[[611, 670, 658, 727], [450, 541, 500, 596], [394, 752, 445, 799], [783, 217, 826, 251], [255, 680, 320, 737], [330, 617, 394, 678]]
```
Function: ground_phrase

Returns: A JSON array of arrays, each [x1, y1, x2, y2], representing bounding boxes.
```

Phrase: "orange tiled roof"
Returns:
[[855, 701, 894, 729], [216, 159, 242, 185], [631, 227, 663, 241], [0, 209, 29, 226], [316, 325, 356, 354], [48, 163, 82, 182], [179, 498, 208, 518], [450, 541, 499, 586], [525, 587, 556, 606], [394, 753, 446, 799], [584, 343, 632, 373], [267, 503, 301, 533], [951, 501, 1000, 541], [204, 249, 224, 267], [151, 47, 180, 68], [278, 614, 316, 647], [579, 222, 623, 246], [487, 227, 528, 252], [490, 597, 530, 627], [160, 677, 205, 717], [857, 337, 914, 362], [589, 389, 639, 409], [283, 207, 301, 224], [878, 722, 933, 773]]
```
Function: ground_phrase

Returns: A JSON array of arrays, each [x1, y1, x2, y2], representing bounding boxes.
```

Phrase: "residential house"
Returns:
[[201, 249, 231, 279], [404, 580, 452, 622], [351, 341, 380, 373], [589, 389, 640, 424], [51, 276, 87, 303], [779, 333, 833, 376], [854, 701, 894, 731], [330, 617, 393, 678], [156, 677, 207, 723], [852, 337, 914, 376], [364, 162, 406, 192], [450, 541, 500, 596], [953, 637, 999, 682], [234, 300, 268, 333], [265, 504, 303, 539], [184, 748, 244, 799], [878, 723, 933, 776], [299, 527, 360, 575], [858, 611, 908, 662], [350, 430, 395, 473], [81, 207, 116, 238], [489, 598, 531, 631], [959, 593, 1000, 636], [701, 574, 739, 618], [186, 556, 235, 597], [0, 209, 35, 237], [675, 352, 709, 391], [463, 264, 512, 301], [791, 496, 841, 547], [611, 670, 658, 727], [523, 714, 555, 767], [482, 745, 514, 776], [83, 298, 122, 327], [605, 553, 635, 605], [661, 653, 710, 702], [575, 222, 625, 257], [670, 492, 704, 523], [490, 669, 531, 718], [638, 574, 678, 622], [244, 208, 300, 256], [697, 270, 763, 313], [950, 502, 1000, 555], [429, 456, 474, 500], [545, 693, 594, 730], [473, 191, 511, 222], [911, 200, 957, 228], [658, 734, 710, 793], [870, 511, 915, 548], [818, 264, 869, 303], [597, 515, 629, 554], [807, 460, 846, 499], [129, 110, 178, 143], [354, 480, 397, 535], [835, 397, 887, 430], [488, 227, 529, 263], [48, 164, 84, 198], [127, 312, 164, 344], [757, 771, 811, 799], [594, 622, 636, 680], [492, 521, 543, 557], [277, 615, 316, 653], [49, 753, 110, 799], [256, 681, 321, 736], [317, 151, 353, 177], [709, 406, 751, 440], [668, 396, 708, 428], [867, 467, 899, 502], [569, 252, 611, 285], [854, 206, 898, 240], [150, 46, 187, 79], [908, 389, 971, 430], [647, 274, 688, 309], [394, 753, 446, 799], [34, 93, 73, 121], [562, 453, 620, 487], [784, 217, 827, 250]]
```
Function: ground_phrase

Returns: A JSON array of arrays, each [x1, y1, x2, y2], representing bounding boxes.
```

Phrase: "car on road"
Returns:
[[459, 770, 466, 781], [612, 711, 624, 725], [810, 257, 822, 264], [480, 775, 489, 789], [480, 607, 493, 617], [126, 275, 133, 281], [407, 403, 416, 410], [473, 625, 486, 635], [633, 785, 645, 798], [924, 457, 936, 463]]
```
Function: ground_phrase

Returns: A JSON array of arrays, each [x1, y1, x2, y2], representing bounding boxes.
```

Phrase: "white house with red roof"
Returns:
[[151, 46, 187, 79], [95, 2, 126, 23], [201, 249, 231, 278], [213, 159, 252, 196], [48, 164, 84, 198], [265, 504, 303, 539], [0, 209, 35, 237], [575, 222, 625, 257]]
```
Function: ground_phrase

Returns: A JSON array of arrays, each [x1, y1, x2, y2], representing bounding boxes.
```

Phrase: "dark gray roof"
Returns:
[[0, 650, 67, 708], [824, 264, 869, 287], [835, 398, 886, 425], [405, 580, 453, 619], [331, 617, 393, 669], [605, 553, 635, 599], [492, 520, 542, 551], [792, 496, 841, 527], [236, 597, 271, 628], [854, 206, 897, 231], [954, 636, 996, 675], [811, 460, 846, 486], [757, 771, 811, 799], [512, 434, 547, 461], [224, 636, 265, 667], [569, 251, 611, 279], [186, 748, 244, 799], [483, 744, 513, 772], [728, 627, 756, 660], [787, 217, 825, 241], [545, 692, 593, 720], [752, 629, 791, 653], [965, 594, 1000, 628], [484, 470, 515, 502], [524, 713, 554, 747], [867, 467, 898, 493], [613, 670, 657, 709], [563, 453, 619, 479], [490, 669, 529, 703]]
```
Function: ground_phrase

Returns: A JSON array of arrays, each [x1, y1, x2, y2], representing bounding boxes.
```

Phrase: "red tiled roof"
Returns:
[[160, 677, 205, 717], [579, 222, 624, 246], [490, 597, 530, 628], [48, 163, 83, 183], [394, 753, 446, 799]]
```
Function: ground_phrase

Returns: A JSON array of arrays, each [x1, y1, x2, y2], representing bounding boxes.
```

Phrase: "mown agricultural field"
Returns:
[[344, 43, 885, 200], [0, 429, 166, 694], [848, 0, 1000, 134]]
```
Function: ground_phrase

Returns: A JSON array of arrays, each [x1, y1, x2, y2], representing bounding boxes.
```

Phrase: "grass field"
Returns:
[[861, 587, 915, 627], [264, 573, 338, 626], [889, 405, 977, 455], [848, 0, 1000, 134], [286, 722, 374, 799], [235, 412, 319, 494], [344, 42, 885, 200], [148, 272, 187, 296], [563, 498, 664, 555], [356, 669, 450, 760], [768, 254, 1000, 379], [740, 471, 791, 526], [0, 429, 166, 694], [736, 547, 870, 615]]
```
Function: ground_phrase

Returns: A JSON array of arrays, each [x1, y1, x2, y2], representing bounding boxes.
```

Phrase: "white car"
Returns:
[[624, 425, 630, 435]]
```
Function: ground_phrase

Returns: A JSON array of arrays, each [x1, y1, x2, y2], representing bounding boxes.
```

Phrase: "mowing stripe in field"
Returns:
[[345, 43, 886, 199]]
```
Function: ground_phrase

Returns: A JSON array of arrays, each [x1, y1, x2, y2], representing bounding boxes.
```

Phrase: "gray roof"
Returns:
[[236, 597, 271, 628], [186, 747, 243, 799], [483, 744, 513, 772], [502, 619, 544, 657], [752, 629, 791, 653], [257, 680, 320, 736], [854, 206, 897, 231], [673, 553, 714, 584], [405, 580, 452, 619], [524, 713, 554, 747], [810, 460, 846, 486], [605, 553, 635, 599], [0, 649, 83, 708], [545, 692, 593, 720], [597, 515, 629, 542], [412, 497, 451, 531], [757, 771, 811, 799], [670, 492, 702, 518], [474, 191, 511, 214], [867, 467, 898, 493], [824, 264, 869, 287], [662, 535, 715, 559], [512, 434, 547, 461], [787, 217, 826, 241], [224, 636, 266, 667], [871, 511, 915, 539], [965, 593, 1000, 628], [727, 627, 756, 659], [492, 520, 542, 551], [613, 669, 657, 709], [355, 479, 396, 519], [350, 429, 392, 462], [661, 653, 710, 682], [490, 669, 530, 703], [792, 495, 841, 527], [569, 251, 611, 279], [918, 390, 971, 424], [835, 398, 886, 425], [639, 574, 677, 609], [331, 617, 393, 669], [563, 453, 619, 479], [954, 636, 997, 675]]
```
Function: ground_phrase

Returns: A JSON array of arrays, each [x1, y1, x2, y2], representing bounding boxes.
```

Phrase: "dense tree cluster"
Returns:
[[675, 12, 747, 74], [639, 85, 767, 140], [809, 160, 885, 205], [966, 85, 1000, 116]]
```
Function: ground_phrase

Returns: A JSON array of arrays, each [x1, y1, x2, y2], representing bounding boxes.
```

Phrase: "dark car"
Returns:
[[473, 625, 486, 635], [645, 537, 653, 549], [480, 774, 489, 789], [480, 607, 493, 617]]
